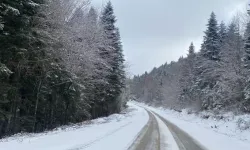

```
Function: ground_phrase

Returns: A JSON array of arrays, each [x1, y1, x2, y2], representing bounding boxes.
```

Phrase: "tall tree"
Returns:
[[201, 12, 220, 61], [192, 12, 222, 110], [219, 21, 227, 46], [188, 42, 195, 56], [178, 43, 196, 108], [0, 0, 45, 135], [100, 1, 125, 114], [243, 10, 250, 112]]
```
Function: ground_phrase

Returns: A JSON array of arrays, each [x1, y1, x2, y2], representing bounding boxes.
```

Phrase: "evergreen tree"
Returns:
[[243, 39, 250, 112], [220, 21, 244, 108], [245, 20, 250, 40], [88, 7, 98, 26], [188, 42, 195, 56], [223, 21, 243, 73], [0, 0, 44, 136], [100, 1, 125, 114], [243, 10, 250, 112], [219, 21, 227, 46], [201, 12, 220, 61], [178, 43, 196, 108]]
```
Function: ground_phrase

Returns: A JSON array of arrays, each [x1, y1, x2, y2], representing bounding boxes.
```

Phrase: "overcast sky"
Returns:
[[92, 0, 249, 75]]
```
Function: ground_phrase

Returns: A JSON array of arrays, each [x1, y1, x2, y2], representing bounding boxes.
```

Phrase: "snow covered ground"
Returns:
[[135, 101, 250, 150], [0, 103, 148, 150], [2, 101, 250, 150]]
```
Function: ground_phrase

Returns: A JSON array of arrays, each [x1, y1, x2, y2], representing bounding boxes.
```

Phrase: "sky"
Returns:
[[91, 0, 249, 76]]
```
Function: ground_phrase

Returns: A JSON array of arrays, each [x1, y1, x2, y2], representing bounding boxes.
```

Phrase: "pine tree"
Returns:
[[243, 10, 250, 112], [188, 42, 195, 56], [178, 43, 196, 108], [88, 7, 98, 26], [100, 1, 125, 114], [223, 21, 243, 72], [245, 20, 250, 40], [201, 12, 220, 61], [219, 21, 227, 46], [187, 42, 196, 74], [243, 37, 250, 112], [0, 0, 46, 136], [213, 20, 244, 111]]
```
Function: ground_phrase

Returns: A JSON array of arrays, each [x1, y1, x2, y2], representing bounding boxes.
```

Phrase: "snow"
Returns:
[[6, 5, 20, 15], [135, 101, 250, 150], [0, 23, 4, 30], [0, 63, 13, 76], [0, 103, 148, 150], [27, 1, 39, 7], [152, 112, 179, 150], [3, 101, 248, 150]]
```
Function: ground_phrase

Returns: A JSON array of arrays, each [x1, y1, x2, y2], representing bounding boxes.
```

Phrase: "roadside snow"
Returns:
[[0, 103, 148, 150], [135, 101, 250, 150]]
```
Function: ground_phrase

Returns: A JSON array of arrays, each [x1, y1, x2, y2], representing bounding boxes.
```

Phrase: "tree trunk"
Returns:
[[32, 80, 42, 132]]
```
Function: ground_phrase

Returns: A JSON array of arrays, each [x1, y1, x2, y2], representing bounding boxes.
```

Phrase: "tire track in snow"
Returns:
[[153, 112, 208, 150], [152, 111, 179, 150], [129, 108, 179, 150], [66, 122, 132, 150], [128, 111, 160, 150], [133, 103, 208, 150]]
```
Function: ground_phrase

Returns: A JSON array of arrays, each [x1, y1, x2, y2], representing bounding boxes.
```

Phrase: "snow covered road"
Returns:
[[138, 102, 250, 150], [129, 107, 206, 150], [154, 113, 206, 150], [128, 111, 161, 150]]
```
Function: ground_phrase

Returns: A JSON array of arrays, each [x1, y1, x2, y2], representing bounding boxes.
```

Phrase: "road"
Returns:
[[129, 108, 207, 150], [128, 111, 160, 150]]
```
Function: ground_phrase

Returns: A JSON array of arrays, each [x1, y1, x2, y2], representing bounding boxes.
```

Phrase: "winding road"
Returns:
[[129, 108, 207, 150]]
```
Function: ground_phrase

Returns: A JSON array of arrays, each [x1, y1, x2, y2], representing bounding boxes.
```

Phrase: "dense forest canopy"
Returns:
[[0, 0, 126, 137]]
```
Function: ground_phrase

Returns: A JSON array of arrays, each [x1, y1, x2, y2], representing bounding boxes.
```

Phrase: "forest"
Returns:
[[131, 11, 250, 114], [0, 0, 126, 137]]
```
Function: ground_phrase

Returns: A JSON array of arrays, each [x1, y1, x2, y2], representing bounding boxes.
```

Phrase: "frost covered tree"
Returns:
[[243, 10, 250, 112], [188, 42, 195, 56], [193, 12, 223, 110], [178, 43, 196, 108], [201, 12, 220, 61], [0, 0, 126, 137], [99, 1, 126, 115], [218, 21, 244, 111], [219, 21, 227, 46]]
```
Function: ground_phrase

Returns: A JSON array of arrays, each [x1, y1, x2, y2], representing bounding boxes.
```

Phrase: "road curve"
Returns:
[[129, 107, 207, 150]]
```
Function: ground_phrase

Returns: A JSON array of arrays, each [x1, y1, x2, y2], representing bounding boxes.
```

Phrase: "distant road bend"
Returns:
[[129, 107, 207, 150]]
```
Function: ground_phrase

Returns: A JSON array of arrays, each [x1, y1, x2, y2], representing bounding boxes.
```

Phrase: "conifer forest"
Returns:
[[0, 0, 126, 137]]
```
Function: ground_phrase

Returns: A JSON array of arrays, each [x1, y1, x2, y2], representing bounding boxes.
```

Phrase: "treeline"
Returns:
[[131, 11, 250, 113], [0, 0, 126, 137]]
